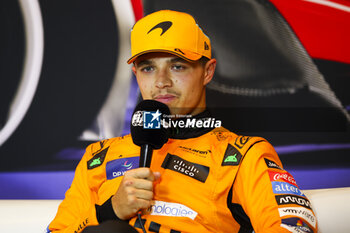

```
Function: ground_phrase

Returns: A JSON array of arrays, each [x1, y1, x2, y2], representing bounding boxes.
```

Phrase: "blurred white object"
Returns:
[[0, 199, 61, 233], [304, 187, 350, 233], [0, 187, 350, 232], [0, 0, 44, 147], [79, 0, 136, 141]]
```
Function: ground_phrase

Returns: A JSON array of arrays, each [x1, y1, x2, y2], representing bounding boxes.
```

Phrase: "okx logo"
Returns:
[[143, 110, 162, 129]]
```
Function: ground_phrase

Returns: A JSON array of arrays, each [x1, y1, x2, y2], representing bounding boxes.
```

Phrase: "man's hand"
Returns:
[[111, 168, 160, 220]]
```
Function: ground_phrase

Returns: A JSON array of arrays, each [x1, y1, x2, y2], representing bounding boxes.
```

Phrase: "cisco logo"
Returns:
[[173, 159, 199, 177], [161, 153, 209, 183]]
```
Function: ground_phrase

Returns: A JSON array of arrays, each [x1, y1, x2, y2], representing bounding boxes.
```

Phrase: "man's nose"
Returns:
[[155, 69, 172, 88]]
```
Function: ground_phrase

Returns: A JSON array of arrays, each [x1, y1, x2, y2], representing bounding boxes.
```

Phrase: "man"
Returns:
[[48, 10, 317, 233]]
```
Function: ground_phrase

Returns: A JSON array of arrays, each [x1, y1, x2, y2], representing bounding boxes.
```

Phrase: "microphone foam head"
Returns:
[[130, 100, 170, 149]]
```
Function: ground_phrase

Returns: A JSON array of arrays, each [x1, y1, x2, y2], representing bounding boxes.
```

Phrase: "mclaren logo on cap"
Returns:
[[174, 48, 185, 55], [148, 21, 173, 36], [204, 41, 209, 50]]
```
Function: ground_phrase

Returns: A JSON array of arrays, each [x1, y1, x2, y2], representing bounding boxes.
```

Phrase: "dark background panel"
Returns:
[[314, 59, 350, 110], [0, 0, 25, 129], [0, 0, 118, 171]]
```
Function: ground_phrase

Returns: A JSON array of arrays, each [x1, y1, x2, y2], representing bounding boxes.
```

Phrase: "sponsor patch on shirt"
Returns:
[[281, 223, 312, 233], [178, 146, 211, 158], [278, 207, 316, 228], [275, 194, 312, 210], [221, 144, 242, 166], [281, 218, 314, 233], [161, 153, 209, 183], [146, 200, 198, 220], [234, 135, 251, 149], [87, 147, 109, 169], [271, 181, 305, 197], [213, 131, 228, 141], [106, 156, 139, 180], [268, 171, 297, 186], [264, 158, 283, 170]]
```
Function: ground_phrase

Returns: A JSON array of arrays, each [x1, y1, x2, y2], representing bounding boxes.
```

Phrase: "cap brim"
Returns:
[[127, 49, 203, 64]]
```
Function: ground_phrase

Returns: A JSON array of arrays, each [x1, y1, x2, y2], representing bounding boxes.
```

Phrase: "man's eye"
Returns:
[[141, 66, 154, 72], [172, 64, 185, 71]]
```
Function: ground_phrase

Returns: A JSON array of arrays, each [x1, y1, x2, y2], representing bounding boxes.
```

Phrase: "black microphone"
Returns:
[[130, 100, 170, 167]]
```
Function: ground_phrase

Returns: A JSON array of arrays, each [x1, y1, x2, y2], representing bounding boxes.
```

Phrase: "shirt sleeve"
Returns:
[[232, 139, 318, 233], [48, 145, 99, 233]]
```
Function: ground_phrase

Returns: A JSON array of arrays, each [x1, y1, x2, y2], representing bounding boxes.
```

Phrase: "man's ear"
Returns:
[[203, 58, 216, 86], [132, 65, 137, 76]]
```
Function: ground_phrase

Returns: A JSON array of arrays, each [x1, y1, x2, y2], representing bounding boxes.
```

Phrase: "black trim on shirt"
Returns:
[[149, 221, 161, 232], [95, 196, 121, 223], [227, 185, 254, 233], [227, 140, 266, 233]]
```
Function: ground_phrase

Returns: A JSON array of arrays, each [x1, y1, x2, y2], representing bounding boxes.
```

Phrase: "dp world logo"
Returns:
[[143, 110, 162, 129]]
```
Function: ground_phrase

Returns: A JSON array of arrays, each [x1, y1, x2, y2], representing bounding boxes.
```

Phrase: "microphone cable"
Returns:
[[137, 212, 147, 233]]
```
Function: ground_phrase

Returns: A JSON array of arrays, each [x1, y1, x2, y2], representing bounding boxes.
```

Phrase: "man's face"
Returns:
[[132, 52, 215, 116]]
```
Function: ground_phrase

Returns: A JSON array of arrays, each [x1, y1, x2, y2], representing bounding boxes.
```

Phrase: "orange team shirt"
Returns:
[[48, 127, 317, 233]]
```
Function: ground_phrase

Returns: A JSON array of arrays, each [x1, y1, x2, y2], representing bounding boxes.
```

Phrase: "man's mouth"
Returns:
[[154, 94, 177, 104]]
